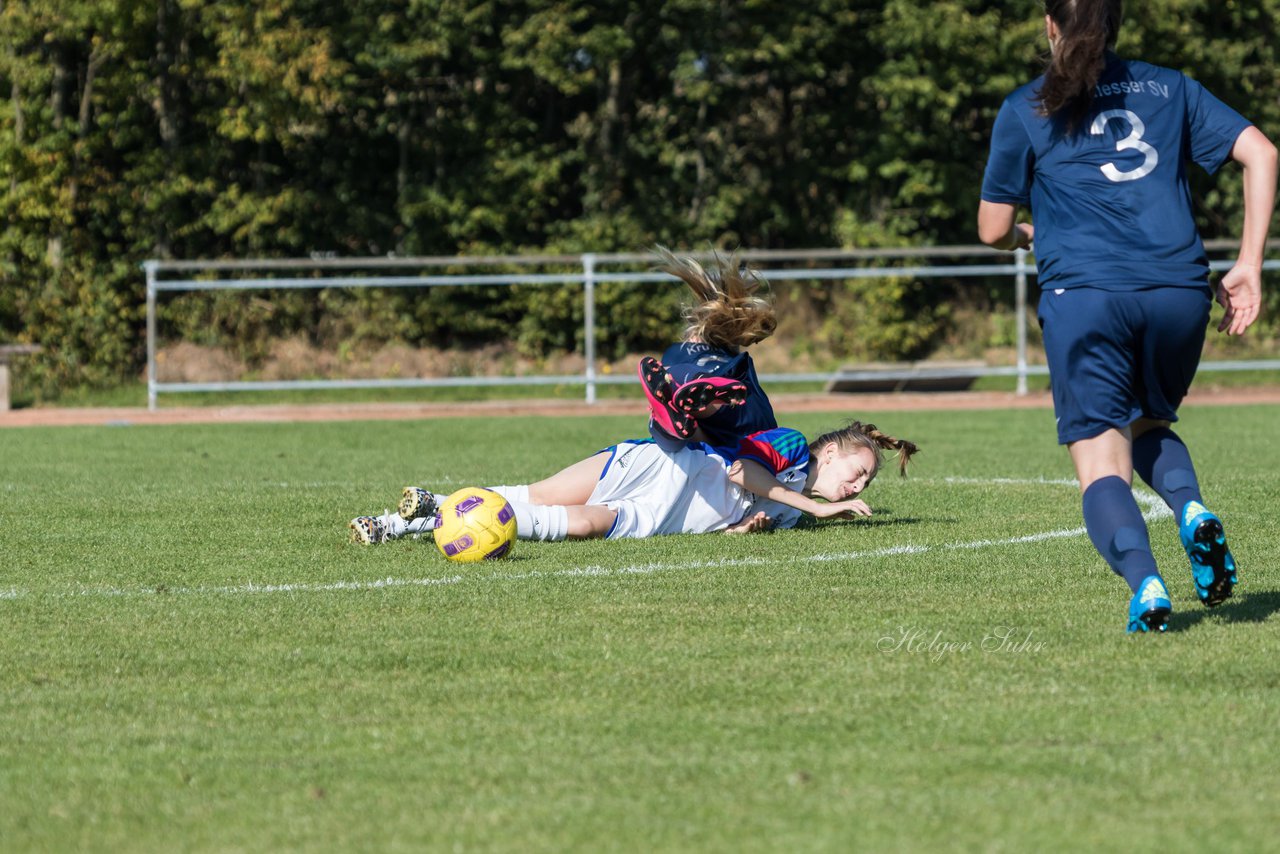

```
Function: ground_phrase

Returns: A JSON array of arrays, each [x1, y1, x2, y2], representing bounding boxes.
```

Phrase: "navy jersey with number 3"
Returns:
[[981, 53, 1251, 291]]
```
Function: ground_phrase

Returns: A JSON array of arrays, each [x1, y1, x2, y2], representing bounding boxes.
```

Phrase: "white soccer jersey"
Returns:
[[589, 430, 811, 539]]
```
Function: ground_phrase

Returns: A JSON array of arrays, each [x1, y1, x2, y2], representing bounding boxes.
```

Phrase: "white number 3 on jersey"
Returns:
[[1090, 109, 1159, 182]]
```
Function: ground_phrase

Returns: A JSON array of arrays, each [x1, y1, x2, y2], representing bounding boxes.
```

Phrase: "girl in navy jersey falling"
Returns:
[[637, 246, 779, 445], [978, 0, 1276, 632]]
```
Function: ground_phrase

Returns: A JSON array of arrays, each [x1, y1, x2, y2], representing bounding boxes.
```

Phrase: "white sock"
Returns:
[[504, 499, 568, 541], [379, 510, 439, 540], [403, 515, 437, 536], [380, 511, 407, 540]]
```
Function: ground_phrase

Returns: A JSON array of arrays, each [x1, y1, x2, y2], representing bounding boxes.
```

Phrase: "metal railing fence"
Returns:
[[143, 243, 1280, 410]]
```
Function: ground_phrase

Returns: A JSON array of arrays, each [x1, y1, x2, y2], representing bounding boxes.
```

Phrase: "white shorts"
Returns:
[[587, 441, 749, 539]]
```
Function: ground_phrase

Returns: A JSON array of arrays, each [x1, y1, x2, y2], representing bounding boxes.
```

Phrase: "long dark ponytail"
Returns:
[[1035, 0, 1123, 132]]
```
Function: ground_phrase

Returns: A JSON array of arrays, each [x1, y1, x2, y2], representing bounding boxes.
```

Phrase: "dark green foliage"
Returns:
[[2, 0, 1276, 394]]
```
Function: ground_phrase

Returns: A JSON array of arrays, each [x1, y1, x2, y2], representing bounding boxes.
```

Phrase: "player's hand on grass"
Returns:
[[1217, 263, 1262, 335], [812, 499, 871, 520], [725, 511, 773, 534]]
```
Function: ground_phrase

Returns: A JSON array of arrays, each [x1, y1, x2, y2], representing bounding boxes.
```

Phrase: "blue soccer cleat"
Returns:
[[1179, 501, 1237, 607], [1127, 575, 1172, 634]]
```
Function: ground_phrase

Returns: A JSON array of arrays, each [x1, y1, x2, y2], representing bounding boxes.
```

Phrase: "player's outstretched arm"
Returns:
[[1218, 126, 1278, 336], [726, 459, 871, 520], [977, 201, 1034, 251]]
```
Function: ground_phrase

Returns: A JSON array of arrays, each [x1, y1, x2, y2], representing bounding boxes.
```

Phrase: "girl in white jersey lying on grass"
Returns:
[[349, 383, 918, 544]]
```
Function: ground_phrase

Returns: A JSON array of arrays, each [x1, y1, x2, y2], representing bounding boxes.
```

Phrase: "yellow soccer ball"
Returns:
[[433, 487, 517, 562]]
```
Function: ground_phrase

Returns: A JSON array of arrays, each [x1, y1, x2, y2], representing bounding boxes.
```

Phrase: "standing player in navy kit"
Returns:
[[978, 0, 1276, 632]]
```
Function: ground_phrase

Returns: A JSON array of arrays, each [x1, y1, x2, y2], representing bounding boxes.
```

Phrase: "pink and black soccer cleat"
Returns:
[[638, 357, 696, 439], [671, 376, 748, 416]]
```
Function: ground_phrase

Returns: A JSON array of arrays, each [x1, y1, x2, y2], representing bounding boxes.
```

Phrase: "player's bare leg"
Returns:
[[1068, 426, 1169, 632], [527, 452, 610, 505], [563, 504, 619, 539], [1067, 426, 1133, 492]]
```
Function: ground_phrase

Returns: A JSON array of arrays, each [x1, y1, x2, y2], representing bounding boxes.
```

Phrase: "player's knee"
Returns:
[[1130, 417, 1170, 438], [566, 506, 616, 540]]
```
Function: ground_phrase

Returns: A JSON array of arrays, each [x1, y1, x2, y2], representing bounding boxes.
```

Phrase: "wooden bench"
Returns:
[[824, 360, 984, 394], [0, 344, 43, 411]]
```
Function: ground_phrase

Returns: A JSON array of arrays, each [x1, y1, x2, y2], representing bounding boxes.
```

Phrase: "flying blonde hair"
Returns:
[[653, 245, 777, 354]]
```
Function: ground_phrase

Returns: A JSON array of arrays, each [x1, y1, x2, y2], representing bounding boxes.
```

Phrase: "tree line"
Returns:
[[2, 0, 1277, 396]]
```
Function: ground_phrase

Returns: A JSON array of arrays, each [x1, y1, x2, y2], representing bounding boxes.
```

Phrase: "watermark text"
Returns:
[[877, 626, 1046, 661]]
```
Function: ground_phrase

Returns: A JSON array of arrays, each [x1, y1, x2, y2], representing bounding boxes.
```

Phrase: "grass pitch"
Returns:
[[2, 404, 1279, 851]]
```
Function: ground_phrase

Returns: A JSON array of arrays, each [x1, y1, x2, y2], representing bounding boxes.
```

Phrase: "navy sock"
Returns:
[[648, 419, 688, 452], [1132, 427, 1203, 520], [667, 363, 702, 385], [1081, 476, 1160, 593]]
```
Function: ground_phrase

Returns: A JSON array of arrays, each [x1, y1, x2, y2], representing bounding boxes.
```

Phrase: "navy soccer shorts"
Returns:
[[661, 343, 777, 445], [1038, 285, 1212, 445]]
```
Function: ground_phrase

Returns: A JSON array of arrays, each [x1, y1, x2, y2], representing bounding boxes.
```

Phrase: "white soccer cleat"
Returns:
[[399, 486, 440, 522], [349, 514, 389, 545]]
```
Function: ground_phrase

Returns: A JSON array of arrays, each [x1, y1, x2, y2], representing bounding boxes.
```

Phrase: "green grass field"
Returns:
[[3, 404, 1278, 852]]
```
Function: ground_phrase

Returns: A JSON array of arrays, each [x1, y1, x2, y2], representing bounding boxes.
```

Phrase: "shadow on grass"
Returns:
[[855, 516, 926, 528], [808, 514, 926, 531], [798, 514, 921, 535], [1168, 588, 1280, 631]]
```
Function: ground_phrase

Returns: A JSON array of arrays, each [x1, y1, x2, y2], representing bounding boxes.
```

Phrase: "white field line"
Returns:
[[0, 576, 466, 601], [1, 478, 1172, 602]]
